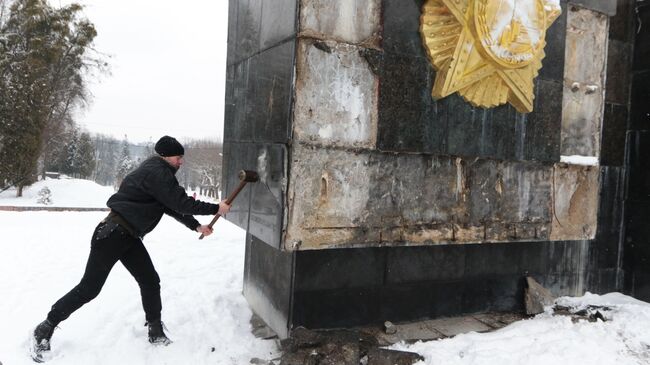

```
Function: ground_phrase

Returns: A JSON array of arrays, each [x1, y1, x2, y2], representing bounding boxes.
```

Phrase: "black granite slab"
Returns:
[[231, 59, 255, 142], [461, 276, 525, 313], [228, 0, 297, 66], [377, 37, 564, 162], [226, 0, 239, 67], [624, 202, 650, 301], [376, 5, 565, 162], [376, 53, 441, 154], [292, 288, 382, 329], [569, 0, 617, 15], [260, 0, 297, 50], [248, 144, 287, 248], [379, 283, 435, 322], [628, 272, 650, 301], [382, 0, 424, 57], [605, 40, 632, 105], [522, 79, 563, 162], [539, 1, 567, 82], [623, 3, 650, 302], [221, 142, 259, 232], [385, 245, 466, 284], [463, 242, 528, 277], [224, 65, 236, 142], [294, 247, 386, 291], [601, 103, 628, 166], [633, 4, 650, 71], [235, 0, 262, 64], [627, 131, 650, 201], [226, 40, 295, 144], [609, 0, 633, 42], [250, 40, 295, 144], [588, 268, 620, 294], [285, 238, 602, 330], [444, 100, 488, 158], [243, 234, 294, 338], [590, 167, 625, 269], [630, 71, 650, 130]]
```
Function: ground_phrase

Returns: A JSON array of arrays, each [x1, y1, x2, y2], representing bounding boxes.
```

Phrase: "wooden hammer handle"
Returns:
[[198, 180, 248, 240]]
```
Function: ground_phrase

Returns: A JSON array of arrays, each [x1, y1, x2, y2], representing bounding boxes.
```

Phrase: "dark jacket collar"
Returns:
[[146, 155, 178, 175]]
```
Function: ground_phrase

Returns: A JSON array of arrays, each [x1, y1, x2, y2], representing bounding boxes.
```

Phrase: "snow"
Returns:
[[392, 292, 650, 364], [560, 155, 599, 166], [0, 179, 277, 364], [0, 177, 115, 207], [546, 0, 561, 10], [2, 178, 650, 365], [488, 0, 541, 47]]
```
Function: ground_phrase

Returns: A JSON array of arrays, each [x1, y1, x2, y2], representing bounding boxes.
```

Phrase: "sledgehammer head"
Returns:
[[238, 170, 259, 182]]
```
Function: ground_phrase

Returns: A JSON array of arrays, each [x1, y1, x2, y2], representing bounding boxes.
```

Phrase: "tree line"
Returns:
[[90, 135, 223, 197], [0, 0, 223, 197], [0, 0, 105, 195]]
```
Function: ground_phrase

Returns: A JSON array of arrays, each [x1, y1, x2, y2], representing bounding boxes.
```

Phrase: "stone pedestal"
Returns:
[[223, 0, 624, 338]]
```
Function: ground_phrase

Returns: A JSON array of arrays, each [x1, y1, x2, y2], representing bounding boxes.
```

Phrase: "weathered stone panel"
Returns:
[[561, 6, 608, 158], [294, 39, 378, 148], [550, 164, 600, 240], [299, 0, 381, 46], [285, 145, 596, 250]]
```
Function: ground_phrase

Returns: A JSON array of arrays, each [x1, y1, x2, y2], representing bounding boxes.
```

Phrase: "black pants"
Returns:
[[47, 220, 161, 324]]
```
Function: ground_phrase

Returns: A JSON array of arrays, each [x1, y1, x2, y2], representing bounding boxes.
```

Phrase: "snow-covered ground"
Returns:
[[0, 178, 276, 364], [2, 178, 650, 364], [0, 177, 217, 208], [0, 178, 115, 207], [393, 292, 650, 364]]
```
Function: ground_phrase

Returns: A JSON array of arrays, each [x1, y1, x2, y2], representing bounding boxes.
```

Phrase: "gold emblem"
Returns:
[[420, 0, 561, 113]]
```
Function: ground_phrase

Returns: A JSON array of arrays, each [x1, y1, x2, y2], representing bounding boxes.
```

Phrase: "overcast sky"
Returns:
[[60, 0, 229, 144]]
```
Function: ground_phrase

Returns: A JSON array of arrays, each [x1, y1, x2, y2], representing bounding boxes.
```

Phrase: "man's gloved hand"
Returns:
[[196, 225, 214, 236], [217, 200, 231, 215]]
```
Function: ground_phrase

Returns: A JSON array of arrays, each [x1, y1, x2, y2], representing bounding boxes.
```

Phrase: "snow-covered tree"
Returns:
[[75, 132, 95, 178], [0, 0, 10, 28], [36, 186, 52, 205], [178, 139, 223, 198], [91, 134, 118, 186], [115, 138, 134, 187], [64, 129, 80, 175], [0, 0, 105, 196]]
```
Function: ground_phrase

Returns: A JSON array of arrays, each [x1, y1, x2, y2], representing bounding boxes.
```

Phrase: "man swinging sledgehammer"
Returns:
[[31, 136, 231, 362]]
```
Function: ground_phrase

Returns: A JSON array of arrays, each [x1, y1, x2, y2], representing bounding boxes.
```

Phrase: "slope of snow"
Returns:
[[0, 178, 115, 208], [560, 155, 599, 166], [391, 292, 650, 365], [0, 178, 218, 208], [0, 178, 255, 364], [0, 212, 278, 365]]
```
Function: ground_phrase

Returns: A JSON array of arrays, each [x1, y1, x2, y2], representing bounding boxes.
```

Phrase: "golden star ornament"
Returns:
[[420, 0, 561, 113]]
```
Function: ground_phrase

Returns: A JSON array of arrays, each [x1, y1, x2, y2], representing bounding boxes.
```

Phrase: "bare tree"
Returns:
[[178, 139, 223, 198], [0, 0, 9, 28]]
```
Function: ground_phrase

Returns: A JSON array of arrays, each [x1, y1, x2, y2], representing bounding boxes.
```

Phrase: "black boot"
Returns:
[[147, 320, 172, 346], [31, 319, 57, 362]]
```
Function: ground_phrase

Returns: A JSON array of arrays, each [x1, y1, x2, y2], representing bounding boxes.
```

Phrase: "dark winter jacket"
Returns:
[[107, 156, 219, 238]]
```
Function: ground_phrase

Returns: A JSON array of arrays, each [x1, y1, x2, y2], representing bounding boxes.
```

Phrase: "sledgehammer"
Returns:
[[199, 170, 259, 239]]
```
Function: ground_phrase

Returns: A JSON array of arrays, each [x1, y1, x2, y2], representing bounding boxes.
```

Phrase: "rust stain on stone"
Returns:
[[550, 164, 599, 240]]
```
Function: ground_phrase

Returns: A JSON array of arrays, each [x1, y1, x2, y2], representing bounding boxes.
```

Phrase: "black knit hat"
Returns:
[[155, 136, 184, 157]]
